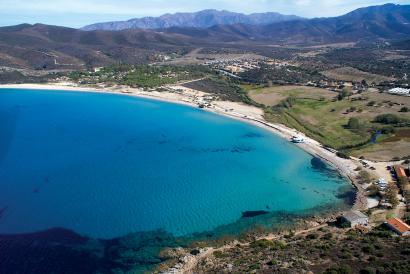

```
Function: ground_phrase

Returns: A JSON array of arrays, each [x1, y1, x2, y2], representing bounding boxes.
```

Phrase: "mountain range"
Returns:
[[82, 9, 303, 31], [0, 4, 409, 70], [179, 3, 410, 44]]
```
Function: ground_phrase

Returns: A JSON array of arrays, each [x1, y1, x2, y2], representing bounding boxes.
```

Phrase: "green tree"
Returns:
[[374, 114, 404, 125], [385, 184, 399, 208], [338, 89, 352, 100], [397, 176, 409, 190], [347, 117, 360, 130], [358, 170, 371, 184]]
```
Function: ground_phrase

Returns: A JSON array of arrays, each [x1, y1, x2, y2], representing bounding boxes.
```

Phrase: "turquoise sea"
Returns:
[[0, 88, 354, 273]]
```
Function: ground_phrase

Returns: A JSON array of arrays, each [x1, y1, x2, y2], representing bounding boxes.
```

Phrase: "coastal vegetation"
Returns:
[[247, 85, 410, 160], [182, 78, 255, 104], [67, 65, 211, 88], [64, 64, 255, 104], [0, 69, 57, 84], [192, 224, 410, 273]]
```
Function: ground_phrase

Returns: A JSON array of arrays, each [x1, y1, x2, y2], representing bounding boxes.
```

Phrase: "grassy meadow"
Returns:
[[246, 85, 410, 160]]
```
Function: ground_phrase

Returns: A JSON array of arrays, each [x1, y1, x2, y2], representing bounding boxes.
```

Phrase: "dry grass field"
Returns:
[[321, 67, 394, 84], [247, 85, 335, 106]]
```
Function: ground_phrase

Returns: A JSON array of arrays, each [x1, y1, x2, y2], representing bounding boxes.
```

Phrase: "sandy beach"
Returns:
[[0, 82, 370, 210]]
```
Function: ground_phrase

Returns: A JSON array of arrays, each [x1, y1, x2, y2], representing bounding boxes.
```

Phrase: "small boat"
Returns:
[[291, 135, 305, 143]]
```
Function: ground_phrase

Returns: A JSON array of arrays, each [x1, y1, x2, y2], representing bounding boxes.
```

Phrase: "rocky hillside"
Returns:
[[82, 9, 302, 31]]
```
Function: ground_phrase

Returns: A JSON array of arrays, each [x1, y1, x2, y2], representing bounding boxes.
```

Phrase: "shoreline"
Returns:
[[0, 82, 366, 209]]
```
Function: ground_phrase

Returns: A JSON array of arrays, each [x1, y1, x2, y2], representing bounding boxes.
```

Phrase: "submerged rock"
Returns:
[[241, 210, 269, 218]]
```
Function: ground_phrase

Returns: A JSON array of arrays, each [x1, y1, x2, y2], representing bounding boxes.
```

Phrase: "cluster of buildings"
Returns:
[[205, 58, 300, 77], [339, 164, 410, 236], [264, 59, 295, 67], [341, 210, 410, 236], [206, 58, 262, 75], [373, 164, 410, 209], [307, 80, 371, 92]]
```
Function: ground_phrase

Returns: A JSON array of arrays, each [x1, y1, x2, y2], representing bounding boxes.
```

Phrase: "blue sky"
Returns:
[[1, 0, 409, 28]]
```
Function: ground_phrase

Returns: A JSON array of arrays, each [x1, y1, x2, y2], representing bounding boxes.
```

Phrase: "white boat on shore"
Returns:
[[291, 135, 305, 143]]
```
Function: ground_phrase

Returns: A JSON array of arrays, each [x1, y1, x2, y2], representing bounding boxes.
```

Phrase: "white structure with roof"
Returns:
[[388, 88, 410, 96], [376, 178, 387, 190], [291, 135, 305, 143], [341, 210, 369, 227]]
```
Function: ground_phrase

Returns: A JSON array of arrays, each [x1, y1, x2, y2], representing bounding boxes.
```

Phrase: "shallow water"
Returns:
[[0, 88, 353, 272]]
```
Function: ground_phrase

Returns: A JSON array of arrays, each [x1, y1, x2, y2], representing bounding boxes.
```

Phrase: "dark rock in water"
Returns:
[[0, 228, 177, 274], [335, 189, 356, 205], [241, 210, 269, 218], [310, 157, 341, 179], [0, 227, 88, 244], [242, 132, 263, 138], [231, 146, 253, 153], [311, 157, 327, 170]]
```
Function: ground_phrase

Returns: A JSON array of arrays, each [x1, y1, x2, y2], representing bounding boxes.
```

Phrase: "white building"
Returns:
[[291, 135, 305, 143], [388, 88, 410, 96], [341, 210, 369, 227]]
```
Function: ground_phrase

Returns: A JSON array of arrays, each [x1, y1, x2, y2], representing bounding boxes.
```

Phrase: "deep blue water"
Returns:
[[0, 88, 352, 240]]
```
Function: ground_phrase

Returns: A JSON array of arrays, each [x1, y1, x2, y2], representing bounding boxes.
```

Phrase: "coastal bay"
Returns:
[[0, 87, 354, 238], [0, 86, 361, 273]]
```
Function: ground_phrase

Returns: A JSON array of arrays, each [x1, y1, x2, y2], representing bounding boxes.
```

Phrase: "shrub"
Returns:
[[338, 89, 352, 100], [249, 263, 261, 270], [362, 244, 375, 253], [360, 267, 376, 274], [323, 233, 334, 240], [366, 184, 379, 196], [267, 259, 279, 266], [336, 152, 350, 159], [271, 240, 287, 250], [213, 250, 226, 258], [358, 170, 372, 184], [278, 96, 297, 108], [324, 265, 352, 274], [381, 126, 395, 134], [385, 184, 399, 208], [250, 239, 274, 248], [400, 107, 409, 112], [375, 114, 407, 125], [397, 176, 409, 189], [306, 233, 318, 240]]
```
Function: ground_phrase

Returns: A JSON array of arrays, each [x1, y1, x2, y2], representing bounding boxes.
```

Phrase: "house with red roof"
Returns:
[[386, 218, 410, 236], [394, 165, 407, 179]]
